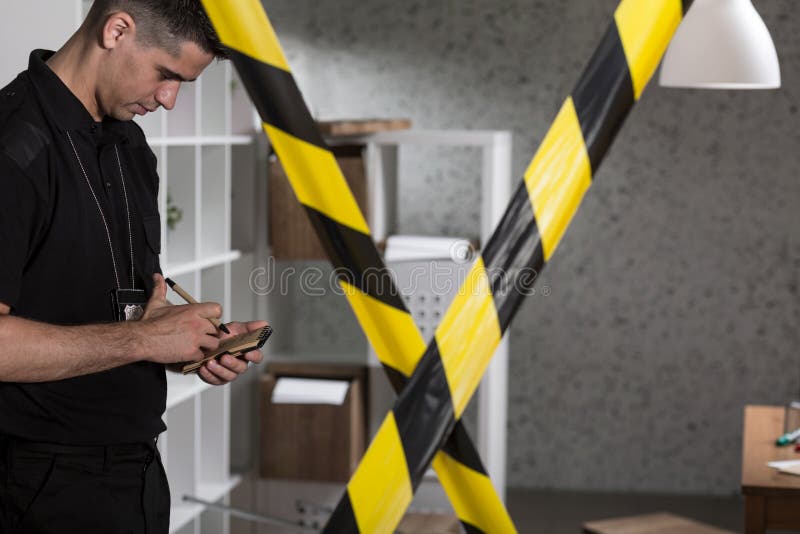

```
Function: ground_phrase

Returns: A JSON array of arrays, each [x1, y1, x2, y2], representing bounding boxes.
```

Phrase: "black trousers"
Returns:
[[0, 436, 170, 534]]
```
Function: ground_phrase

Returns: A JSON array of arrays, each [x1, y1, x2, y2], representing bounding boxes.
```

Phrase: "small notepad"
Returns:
[[182, 325, 272, 374]]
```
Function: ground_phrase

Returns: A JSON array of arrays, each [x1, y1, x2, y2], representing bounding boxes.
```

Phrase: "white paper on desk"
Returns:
[[767, 459, 800, 476], [767, 460, 800, 468], [271, 377, 350, 405], [780, 464, 800, 476]]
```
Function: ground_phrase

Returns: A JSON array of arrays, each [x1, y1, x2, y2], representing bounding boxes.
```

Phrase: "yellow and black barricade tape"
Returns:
[[200, 0, 516, 532], [318, 0, 691, 531]]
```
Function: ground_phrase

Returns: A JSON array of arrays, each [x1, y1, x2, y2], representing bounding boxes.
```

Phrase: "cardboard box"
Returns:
[[268, 145, 368, 260], [259, 362, 367, 482]]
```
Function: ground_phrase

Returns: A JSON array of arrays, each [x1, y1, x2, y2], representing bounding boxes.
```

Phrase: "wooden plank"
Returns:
[[318, 118, 411, 137], [268, 147, 369, 259], [765, 496, 800, 529], [583, 512, 734, 534], [266, 361, 367, 381], [259, 364, 367, 482], [744, 496, 765, 534]]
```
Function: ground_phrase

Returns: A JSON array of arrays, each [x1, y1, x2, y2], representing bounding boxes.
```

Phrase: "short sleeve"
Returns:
[[0, 151, 41, 309]]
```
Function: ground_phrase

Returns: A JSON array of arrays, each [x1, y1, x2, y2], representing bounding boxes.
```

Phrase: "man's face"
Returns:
[[98, 36, 214, 121]]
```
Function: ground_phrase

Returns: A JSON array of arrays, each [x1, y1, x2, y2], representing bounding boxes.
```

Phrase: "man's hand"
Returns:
[[197, 320, 268, 386], [137, 274, 222, 364]]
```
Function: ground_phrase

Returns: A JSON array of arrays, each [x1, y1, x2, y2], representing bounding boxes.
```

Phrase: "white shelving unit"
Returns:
[[255, 129, 513, 533], [350, 129, 513, 499], [1, 3, 257, 534], [265, 130, 512, 518], [140, 41, 255, 534]]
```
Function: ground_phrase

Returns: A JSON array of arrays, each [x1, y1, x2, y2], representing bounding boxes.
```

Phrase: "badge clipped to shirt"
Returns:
[[112, 288, 147, 322]]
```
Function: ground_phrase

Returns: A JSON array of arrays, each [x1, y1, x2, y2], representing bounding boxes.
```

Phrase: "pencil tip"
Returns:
[[165, 277, 176, 288]]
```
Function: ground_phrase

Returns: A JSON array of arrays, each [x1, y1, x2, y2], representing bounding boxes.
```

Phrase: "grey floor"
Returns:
[[505, 488, 743, 533], [228, 477, 767, 533]]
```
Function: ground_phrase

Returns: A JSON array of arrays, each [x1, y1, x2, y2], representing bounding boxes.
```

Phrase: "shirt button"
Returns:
[[106, 181, 112, 188], [91, 124, 98, 133]]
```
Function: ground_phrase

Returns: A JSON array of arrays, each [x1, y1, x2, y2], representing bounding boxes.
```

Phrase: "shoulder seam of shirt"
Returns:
[[0, 75, 52, 175], [0, 120, 51, 176]]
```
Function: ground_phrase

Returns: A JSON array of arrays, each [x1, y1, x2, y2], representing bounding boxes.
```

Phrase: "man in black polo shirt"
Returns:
[[0, 1, 266, 532]]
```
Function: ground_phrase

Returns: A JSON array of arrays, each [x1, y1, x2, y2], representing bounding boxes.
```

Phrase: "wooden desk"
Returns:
[[742, 405, 800, 533]]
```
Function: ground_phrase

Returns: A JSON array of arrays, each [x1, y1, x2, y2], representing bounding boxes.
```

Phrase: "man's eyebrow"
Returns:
[[157, 66, 197, 83]]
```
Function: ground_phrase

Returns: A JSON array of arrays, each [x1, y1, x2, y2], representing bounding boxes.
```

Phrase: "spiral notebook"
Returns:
[[182, 325, 272, 374]]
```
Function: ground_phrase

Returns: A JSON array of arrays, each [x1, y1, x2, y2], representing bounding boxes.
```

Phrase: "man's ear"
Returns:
[[101, 11, 135, 50]]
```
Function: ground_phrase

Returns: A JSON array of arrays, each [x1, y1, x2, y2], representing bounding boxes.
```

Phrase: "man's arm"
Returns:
[[0, 274, 222, 382]]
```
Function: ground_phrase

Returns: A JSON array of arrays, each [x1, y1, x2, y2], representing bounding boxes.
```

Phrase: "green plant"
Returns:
[[166, 193, 183, 231]]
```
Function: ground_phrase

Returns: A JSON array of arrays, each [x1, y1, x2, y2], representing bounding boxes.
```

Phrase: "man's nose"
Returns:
[[155, 81, 181, 110]]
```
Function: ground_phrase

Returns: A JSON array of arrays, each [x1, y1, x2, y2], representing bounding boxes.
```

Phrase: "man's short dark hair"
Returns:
[[86, 0, 227, 59]]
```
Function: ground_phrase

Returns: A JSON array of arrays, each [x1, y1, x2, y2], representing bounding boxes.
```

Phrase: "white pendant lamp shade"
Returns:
[[660, 0, 780, 89]]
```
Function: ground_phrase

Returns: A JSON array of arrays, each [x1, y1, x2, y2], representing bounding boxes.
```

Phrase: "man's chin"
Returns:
[[108, 109, 137, 121]]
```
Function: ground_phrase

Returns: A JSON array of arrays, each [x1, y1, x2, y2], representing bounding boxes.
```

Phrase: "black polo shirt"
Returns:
[[0, 50, 166, 445]]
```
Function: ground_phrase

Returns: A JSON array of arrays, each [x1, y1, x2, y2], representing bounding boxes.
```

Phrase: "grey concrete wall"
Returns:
[[261, 0, 800, 495]]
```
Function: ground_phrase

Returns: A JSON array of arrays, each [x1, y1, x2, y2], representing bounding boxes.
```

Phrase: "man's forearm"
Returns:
[[0, 315, 147, 382]]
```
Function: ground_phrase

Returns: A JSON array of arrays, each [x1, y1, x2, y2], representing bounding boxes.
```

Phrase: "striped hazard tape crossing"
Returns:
[[319, 0, 691, 532], [200, 0, 516, 532]]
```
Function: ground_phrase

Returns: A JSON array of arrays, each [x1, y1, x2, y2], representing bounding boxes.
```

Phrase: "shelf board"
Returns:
[[166, 373, 213, 409], [165, 476, 242, 533], [164, 250, 242, 277], [169, 502, 204, 533], [326, 129, 512, 148], [196, 474, 243, 503], [147, 135, 254, 147]]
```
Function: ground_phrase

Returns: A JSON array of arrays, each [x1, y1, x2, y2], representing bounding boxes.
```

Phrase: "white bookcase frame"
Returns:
[[355, 129, 512, 499], [0, 3, 257, 533], [147, 49, 254, 534], [354, 129, 513, 500], [260, 131, 511, 522]]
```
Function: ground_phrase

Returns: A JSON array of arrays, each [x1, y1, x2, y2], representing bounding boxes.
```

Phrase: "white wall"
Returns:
[[262, 0, 800, 495], [0, 0, 80, 85]]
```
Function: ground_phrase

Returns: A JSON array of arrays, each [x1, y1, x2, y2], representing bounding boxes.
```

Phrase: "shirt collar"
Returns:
[[27, 49, 128, 143]]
